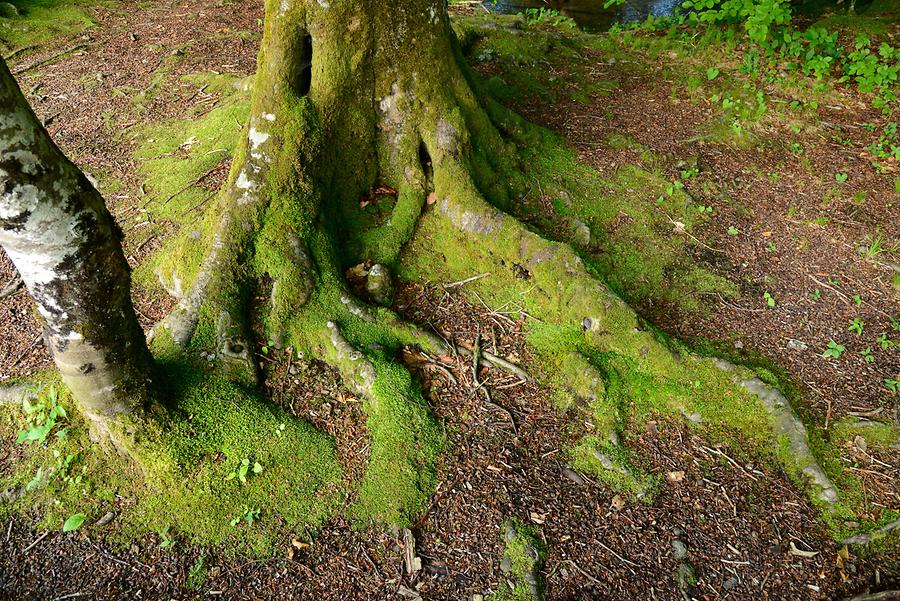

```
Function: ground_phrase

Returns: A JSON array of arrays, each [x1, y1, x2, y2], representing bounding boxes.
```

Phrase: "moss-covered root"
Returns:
[[412, 158, 839, 509], [493, 520, 546, 601], [317, 319, 441, 525], [713, 358, 838, 504]]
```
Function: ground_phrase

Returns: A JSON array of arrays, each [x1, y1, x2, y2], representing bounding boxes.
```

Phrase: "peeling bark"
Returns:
[[0, 58, 153, 431]]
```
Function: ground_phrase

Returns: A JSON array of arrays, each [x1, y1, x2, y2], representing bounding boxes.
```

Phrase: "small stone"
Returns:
[[472, 596, 484, 601], [733, 340, 744, 350], [365, 263, 394, 306], [499, 555, 512, 574], [557, 190, 572, 207], [562, 468, 584, 485], [786, 339, 808, 351], [683, 411, 703, 424], [853, 435, 867, 451], [671, 539, 688, 560], [289, 366, 299, 375], [96, 511, 115, 526], [723, 576, 739, 590], [504, 522, 517, 543], [570, 219, 591, 247], [676, 562, 696, 589]]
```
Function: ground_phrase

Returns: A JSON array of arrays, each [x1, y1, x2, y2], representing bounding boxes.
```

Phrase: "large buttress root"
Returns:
[[149, 0, 838, 526]]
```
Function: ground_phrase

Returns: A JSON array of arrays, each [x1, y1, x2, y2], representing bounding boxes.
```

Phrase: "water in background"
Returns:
[[483, 0, 681, 31]]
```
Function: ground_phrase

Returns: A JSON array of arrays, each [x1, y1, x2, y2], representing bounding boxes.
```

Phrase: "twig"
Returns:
[[14, 44, 87, 75], [0, 276, 23, 300], [22, 531, 49, 554], [10, 334, 42, 368], [145, 163, 222, 208], [443, 272, 490, 289], [596, 540, 637, 572], [52, 593, 91, 601]]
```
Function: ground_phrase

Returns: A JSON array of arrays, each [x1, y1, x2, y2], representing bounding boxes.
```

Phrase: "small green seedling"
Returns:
[[766, 241, 777, 253], [230, 506, 260, 527], [848, 318, 864, 335], [763, 291, 775, 308], [852, 294, 862, 306], [225, 458, 262, 484], [17, 385, 67, 445], [811, 288, 821, 300], [885, 379, 899, 394], [835, 172, 848, 183], [159, 527, 176, 548], [707, 67, 720, 80], [877, 333, 894, 350], [822, 340, 845, 359], [860, 347, 875, 363], [727, 226, 739, 235]]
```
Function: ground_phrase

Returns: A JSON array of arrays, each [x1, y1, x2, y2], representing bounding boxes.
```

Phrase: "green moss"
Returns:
[[131, 76, 250, 295], [490, 519, 546, 601], [352, 360, 441, 525], [0, 367, 342, 555], [830, 419, 900, 450], [0, 0, 104, 54]]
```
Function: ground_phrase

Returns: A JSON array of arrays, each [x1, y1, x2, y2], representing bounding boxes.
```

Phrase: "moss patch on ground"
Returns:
[[0, 0, 105, 54], [0, 367, 342, 555]]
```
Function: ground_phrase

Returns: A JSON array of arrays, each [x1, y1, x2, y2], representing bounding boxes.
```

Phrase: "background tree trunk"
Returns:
[[0, 58, 153, 437]]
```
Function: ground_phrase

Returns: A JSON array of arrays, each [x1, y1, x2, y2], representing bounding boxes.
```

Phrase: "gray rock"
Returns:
[[96, 511, 115, 526], [676, 562, 696, 589], [723, 576, 739, 590], [366, 264, 394, 306], [500, 554, 512, 574], [786, 339, 808, 351], [570, 219, 591, 247], [557, 190, 572, 207], [671, 539, 688, 560]]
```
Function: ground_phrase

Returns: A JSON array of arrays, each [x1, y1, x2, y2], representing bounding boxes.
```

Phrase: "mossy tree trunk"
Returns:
[[0, 58, 153, 437], [154, 0, 839, 522], [157, 0, 512, 373]]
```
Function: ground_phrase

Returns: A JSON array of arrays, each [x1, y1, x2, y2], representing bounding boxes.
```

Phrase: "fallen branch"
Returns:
[[13, 44, 87, 75], [840, 518, 900, 547]]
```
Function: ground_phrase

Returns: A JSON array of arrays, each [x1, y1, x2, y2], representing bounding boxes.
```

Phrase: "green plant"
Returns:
[[877, 333, 894, 350], [834, 172, 848, 183], [810, 288, 821, 300], [763, 291, 775, 308], [852, 294, 862, 306], [822, 340, 845, 359], [159, 527, 176, 548], [859, 347, 874, 363], [230, 506, 260, 527], [848, 318, 864, 335], [727, 225, 739, 235], [707, 67, 720, 80], [225, 458, 263, 485], [885, 379, 899, 394], [17, 385, 67, 445]]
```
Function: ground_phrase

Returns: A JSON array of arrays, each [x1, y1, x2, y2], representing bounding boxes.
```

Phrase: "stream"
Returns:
[[482, 0, 681, 31]]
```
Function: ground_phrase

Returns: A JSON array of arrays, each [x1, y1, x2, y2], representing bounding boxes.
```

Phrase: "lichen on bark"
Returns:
[[0, 58, 153, 439]]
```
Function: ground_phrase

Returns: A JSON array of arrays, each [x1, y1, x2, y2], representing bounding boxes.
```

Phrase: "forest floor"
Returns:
[[0, 0, 898, 599]]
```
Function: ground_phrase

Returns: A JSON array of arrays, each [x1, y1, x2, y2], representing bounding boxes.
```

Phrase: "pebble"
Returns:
[[676, 562, 696, 589], [786, 339, 808, 351], [723, 576, 739, 590], [671, 539, 688, 560]]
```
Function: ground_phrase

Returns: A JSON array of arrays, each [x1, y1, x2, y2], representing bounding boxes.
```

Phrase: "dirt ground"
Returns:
[[0, 0, 897, 599]]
